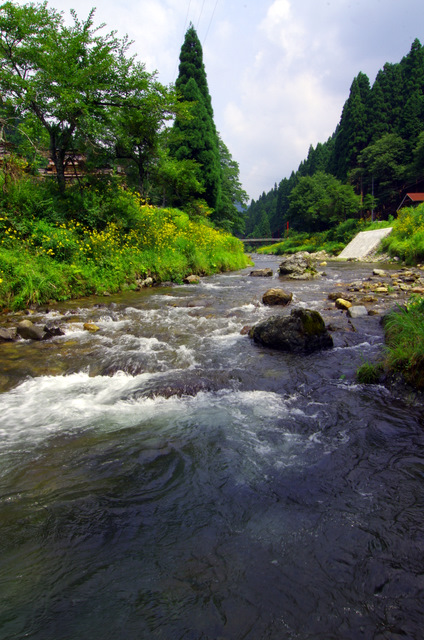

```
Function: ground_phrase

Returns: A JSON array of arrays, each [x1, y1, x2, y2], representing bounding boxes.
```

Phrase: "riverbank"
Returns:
[[0, 203, 250, 311]]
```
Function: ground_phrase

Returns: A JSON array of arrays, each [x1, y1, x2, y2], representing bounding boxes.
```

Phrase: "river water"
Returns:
[[1, 255, 423, 640]]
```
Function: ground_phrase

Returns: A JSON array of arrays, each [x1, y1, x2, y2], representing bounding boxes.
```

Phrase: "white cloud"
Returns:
[[260, 0, 306, 62]]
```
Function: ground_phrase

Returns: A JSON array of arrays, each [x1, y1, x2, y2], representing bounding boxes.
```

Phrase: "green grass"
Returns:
[[382, 298, 424, 389], [356, 359, 384, 384], [0, 169, 250, 310]]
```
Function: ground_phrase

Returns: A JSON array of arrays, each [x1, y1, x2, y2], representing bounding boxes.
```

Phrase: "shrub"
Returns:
[[382, 299, 424, 388]]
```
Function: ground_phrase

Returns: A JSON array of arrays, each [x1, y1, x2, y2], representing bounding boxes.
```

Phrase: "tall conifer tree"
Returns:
[[171, 25, 222, 212]]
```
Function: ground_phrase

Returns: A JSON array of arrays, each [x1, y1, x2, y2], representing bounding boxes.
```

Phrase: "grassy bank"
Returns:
[[0, 171, 249, 310], [357, 296, 424, 390]]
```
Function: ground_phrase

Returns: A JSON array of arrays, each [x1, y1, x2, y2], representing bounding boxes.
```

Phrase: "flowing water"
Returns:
[[1, 256, 423, 640]]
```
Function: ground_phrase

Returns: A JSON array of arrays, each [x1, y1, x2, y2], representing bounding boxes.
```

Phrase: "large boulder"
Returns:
[[278, 252, 320, 280], [250, 308, 333, 353], [262, 288, 293, 306]]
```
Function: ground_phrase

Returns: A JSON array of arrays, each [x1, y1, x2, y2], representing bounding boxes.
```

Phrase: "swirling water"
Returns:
[[1, 257, 423, 640]]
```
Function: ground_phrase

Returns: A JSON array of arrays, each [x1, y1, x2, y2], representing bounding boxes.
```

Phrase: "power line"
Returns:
[[182, 0, 192, 38], [203, 0, 219, 45], [197, 0, 206, 31], [173, 0, 193, 81]]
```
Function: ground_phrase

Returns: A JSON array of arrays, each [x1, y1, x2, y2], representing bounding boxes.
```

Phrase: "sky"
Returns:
[[16, 0, 424, 201]]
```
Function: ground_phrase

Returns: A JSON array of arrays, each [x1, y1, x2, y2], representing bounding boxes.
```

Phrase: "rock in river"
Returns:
[[262, 288, 293, 306], [250, 268, 273, 277], [249, 308, 333, 354], [16, 319, 45, 341], [278, 252, 320, 280]]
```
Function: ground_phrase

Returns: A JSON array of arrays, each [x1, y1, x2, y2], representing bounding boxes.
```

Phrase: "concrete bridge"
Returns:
[[240, 238, 280, 244]]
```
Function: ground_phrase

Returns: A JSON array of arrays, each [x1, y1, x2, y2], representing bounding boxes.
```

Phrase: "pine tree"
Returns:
[[333, 73, 370, 179], [171, 25, 222, 212]]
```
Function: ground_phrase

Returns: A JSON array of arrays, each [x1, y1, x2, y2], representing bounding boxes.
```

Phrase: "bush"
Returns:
[[382, 204, 424, 263], [382, 299, 424, 388]]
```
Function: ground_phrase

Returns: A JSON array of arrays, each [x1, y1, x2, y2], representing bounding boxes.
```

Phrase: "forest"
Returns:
[[246, 38, 424, 238]]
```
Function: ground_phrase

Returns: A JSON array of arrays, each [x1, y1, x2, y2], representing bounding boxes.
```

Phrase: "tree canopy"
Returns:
[[0, 1, 150, 191]]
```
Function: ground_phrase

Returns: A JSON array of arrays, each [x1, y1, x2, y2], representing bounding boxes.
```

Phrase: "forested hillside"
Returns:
[[246, 39, 424, 238]]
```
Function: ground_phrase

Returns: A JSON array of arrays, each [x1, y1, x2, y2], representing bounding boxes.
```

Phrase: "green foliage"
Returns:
[[171, 26, 221, 211], [381, 203, 424, 263], [288, 171, 361, 232], [356, 360, 384, 384], [246, 38, 424, 236], [0, 1, 176, 195], [383, 300, 424, 389], [216, 135, 248, 233], [0, 168, 249, 309]]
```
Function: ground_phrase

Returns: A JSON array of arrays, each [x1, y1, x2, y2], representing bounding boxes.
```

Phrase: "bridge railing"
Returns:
[[239, 238, 281, 243]]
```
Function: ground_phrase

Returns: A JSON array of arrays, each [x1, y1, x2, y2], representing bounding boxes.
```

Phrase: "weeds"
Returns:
[[0, 170, 250, 310]]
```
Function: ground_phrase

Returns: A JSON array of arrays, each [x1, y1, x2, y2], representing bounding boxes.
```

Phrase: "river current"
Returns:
[[1, 255, 423, 640]]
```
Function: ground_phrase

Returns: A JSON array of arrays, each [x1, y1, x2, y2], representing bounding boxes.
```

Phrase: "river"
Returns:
[[1, 255, 423, 640]]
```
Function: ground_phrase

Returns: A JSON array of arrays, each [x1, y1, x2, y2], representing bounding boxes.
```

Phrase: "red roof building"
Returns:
[[397, 192, 424, 210]]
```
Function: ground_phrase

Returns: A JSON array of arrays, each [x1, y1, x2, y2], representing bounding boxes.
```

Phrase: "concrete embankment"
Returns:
[[337, 228, 393, 260]]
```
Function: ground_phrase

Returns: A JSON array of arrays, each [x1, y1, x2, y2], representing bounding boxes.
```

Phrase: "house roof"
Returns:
[[397, 192, 424, 210], [406, 193, 424, 202]]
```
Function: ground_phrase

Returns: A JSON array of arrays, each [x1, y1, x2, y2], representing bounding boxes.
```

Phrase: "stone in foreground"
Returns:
[[262, 288, 293, 306], [347, 305, 369, 318], [250, 308, 333, 353], [17, 319, 45, 341]]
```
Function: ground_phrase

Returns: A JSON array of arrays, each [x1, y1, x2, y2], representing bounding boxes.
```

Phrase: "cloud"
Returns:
[[260, 0, 305, 62]]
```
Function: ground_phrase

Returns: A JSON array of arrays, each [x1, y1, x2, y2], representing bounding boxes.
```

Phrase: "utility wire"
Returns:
[[203, 0, 219, 45], [173, 0, 192, 81], [197, 0, 206, 31], [182, 0, 192, 38]]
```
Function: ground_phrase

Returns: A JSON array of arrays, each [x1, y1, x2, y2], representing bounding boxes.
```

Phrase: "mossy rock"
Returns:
[[291, 308, 326, 336], [250, 308, 333, 354]]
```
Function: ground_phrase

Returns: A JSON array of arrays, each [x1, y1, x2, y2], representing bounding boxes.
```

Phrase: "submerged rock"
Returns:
[[347, 306, 369, 318], [250, 268, 273, 277], [262, 288, 293, 306], [250, 308, 333, 353]]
